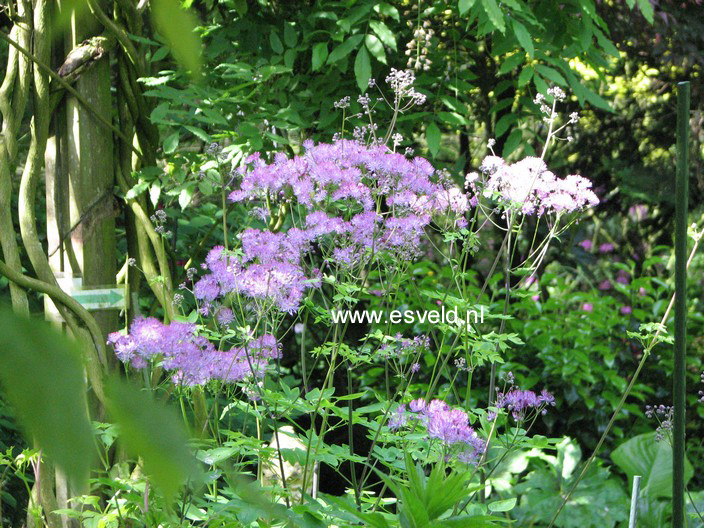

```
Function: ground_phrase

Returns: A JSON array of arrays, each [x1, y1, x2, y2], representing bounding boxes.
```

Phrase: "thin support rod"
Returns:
[[673, 80, 690, 528], [629, 475, 641, 528]]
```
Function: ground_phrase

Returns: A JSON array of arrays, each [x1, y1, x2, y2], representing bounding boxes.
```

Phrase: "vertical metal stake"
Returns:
[[673, 80, 690, 528], [629, 475, 642, 528]]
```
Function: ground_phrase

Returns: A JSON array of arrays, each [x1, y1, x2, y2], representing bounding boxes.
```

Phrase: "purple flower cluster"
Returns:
[[195, 241, 317, 314], [229, 140, 464, 220], [465, 156, 599, 216], [391, 398, 485, 464], [645, 404, 673, 442], [107, 317, 281, 386], [494, 387, 556, 421], [193, 140, 470, 314]]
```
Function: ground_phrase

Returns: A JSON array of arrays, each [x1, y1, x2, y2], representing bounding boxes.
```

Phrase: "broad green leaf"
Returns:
[[163, 131, 179, 154], [517, 65, 533, 87], [369, 20, 397, 51], [149, 182, 161, 206], [354, 46, 371, 92], [459, 0, 477, 16], [374, 3, 400, 21], [512, 19, 534, 58], [269, 31, 284, 54], [636, 0, 654, 23], [0, 307, 95, 488], [533, 73, 549, 96], [426, 121, 441, 157], [365, 34, 387, 64], [184, 125, 210, 142], [594, 26, 620, 58], [151, 0, 202, 77], [284, 49, 297, 69], [179, 186, 193, 210], [481, 0, 506, 33], [534, 64, 566, 85], [283, 23, 297, 48], [233, 0, 248, 15], [611, 432, 693, 499], [502, 128, 522, 158], [495, 113, 517, 138], [327, 35, 364, 64], [437, 111, 468, 126], [498, 52, 524, 75], [105, 377, 198, 500], [311, 42, 328, 71], [488, 497, 516, 512]]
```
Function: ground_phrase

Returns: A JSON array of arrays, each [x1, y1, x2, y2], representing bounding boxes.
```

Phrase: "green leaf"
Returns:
[[502, 128, 522, 157], [269, 31, 284, 54], [354, 46, 371, 92], [611, 432, 693, 499], [426, 121, 441, 157], [284, 49, 297, 69], [517, 65, 533, 87], [534, 64, 566, 85], [149, 182, 161, 206], [327, 35, 364, 64], [481, 0, 506, 33], [178, 186, 193, 210], [636, 0, 654, 23], [233, 0, 248, 15], [593, 27, 620, 58], [437, 111, 468, 126], [183, 125, 210, 142], [0, 308, 95, 489], [488, 497, 516, 512], [150, 0, 202, 77], [365, 34, 387, 64], [163, 131, 179, 154], [459, 0, 477, 16], [311, 42, 328, 71], [283, 23, 297, 48], [105, 377, 198, 500], [512, 19, 534, 58], [494, 113, 517, 138], [498, 52, 524, 75], [369, 20, 397, 51]]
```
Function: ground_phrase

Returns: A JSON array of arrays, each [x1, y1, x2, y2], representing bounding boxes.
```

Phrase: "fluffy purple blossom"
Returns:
[[494, 388, 556, 421], [217, 141, 473, 311], [397, 398, 484, 464], [107, 318, 281, 386]]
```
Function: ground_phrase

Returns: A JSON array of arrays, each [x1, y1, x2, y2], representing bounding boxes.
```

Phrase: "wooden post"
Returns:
[[45, 6, 118, 345], [45, 6, 119, 524]]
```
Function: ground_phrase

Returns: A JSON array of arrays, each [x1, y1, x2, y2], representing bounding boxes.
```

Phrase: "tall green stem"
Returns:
[[673, 80, 690, 528]]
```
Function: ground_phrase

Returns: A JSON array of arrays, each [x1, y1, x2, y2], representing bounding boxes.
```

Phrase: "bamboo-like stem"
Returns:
[[673, 80, 690, 528], [0, 0, 31, 314]]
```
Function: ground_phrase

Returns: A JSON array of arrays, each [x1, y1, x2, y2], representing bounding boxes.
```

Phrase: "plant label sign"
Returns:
[[45, 274, 125, 322]]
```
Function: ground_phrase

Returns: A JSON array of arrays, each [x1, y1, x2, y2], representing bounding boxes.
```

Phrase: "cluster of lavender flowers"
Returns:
[[390, 399, 485, 464], [107, 317, 281, 386], [645, 404, 674, 442], [193, 140, 468, 315], [493, 387, 556, 421], [465, 156, 598, 216]]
